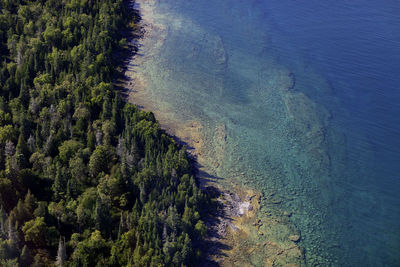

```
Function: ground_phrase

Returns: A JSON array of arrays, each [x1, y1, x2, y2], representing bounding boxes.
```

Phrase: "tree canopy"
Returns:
[[0, 0, 210, 266]]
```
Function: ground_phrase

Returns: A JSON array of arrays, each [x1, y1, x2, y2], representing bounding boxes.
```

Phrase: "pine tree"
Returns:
[[87, 128, 96, 151], [27, 134, 35, 153], [94, 196, 111, 234], [4, 141, 15, 157], [181, 233, 192, 263], [94, 196, 102, 231], [56, 236, 66, 267], [16, 132, 29, 158], [117, 212, 125, 240], [7, 219, 16, 244], [0, 205, 6, 237], [20, 245, 32, 266], [24, 190, 36, 219], [162, 223, 167, 243], [52, 163, 65, 201]]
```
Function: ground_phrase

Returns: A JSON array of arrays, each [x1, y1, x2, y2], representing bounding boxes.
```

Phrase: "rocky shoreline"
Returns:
[[125, 0, 306, 266], [200, 181, 305, 266]]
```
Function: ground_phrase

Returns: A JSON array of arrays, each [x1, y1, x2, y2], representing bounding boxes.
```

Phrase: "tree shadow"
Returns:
[[112, 0, 143, 99], [179, 144, 233, 265], [197, 183, 234, 266]]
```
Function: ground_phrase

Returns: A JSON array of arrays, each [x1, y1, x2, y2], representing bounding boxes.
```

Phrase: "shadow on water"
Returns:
[[168, 131, 233, 265], [171, 132, 233, 265], [112, 0, 142, 98], [197, 186, 232, 266], [113, 1, 230, 265]]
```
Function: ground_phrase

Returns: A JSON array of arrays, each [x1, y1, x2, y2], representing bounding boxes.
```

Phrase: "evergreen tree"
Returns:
[[20, 245, 32, 266], [0, 0, 210, 265], [52, 163, 65, 201], [7, 219, 16, 244], [56, 236, 66, 267]]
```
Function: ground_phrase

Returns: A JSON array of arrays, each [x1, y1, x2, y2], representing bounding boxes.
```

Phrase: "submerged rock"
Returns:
[[284, 211, 292, 217], [289, 235, 301, 242]]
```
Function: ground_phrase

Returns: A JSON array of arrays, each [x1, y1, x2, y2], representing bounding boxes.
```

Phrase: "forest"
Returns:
[[0, 0, 210, 266]]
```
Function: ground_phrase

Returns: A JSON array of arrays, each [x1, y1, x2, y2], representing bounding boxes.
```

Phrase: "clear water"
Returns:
[[130, 0, 400, 265]]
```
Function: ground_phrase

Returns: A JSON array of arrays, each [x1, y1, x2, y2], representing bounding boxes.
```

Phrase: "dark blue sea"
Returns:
[[266, 1, 400, 265], [131, 0, 400, 265]]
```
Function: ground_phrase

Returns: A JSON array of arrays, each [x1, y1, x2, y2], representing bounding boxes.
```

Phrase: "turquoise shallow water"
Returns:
[[130, 0, 400, 265]]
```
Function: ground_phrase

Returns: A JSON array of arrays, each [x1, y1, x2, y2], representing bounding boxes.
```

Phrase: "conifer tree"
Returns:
[[52, 163, 65, 201], [20, 245, 32, 266], [0, 205, 6, 238], [0, 0, 209, 265], [7, 219, 16, 244], [56, 236, 66, 267]]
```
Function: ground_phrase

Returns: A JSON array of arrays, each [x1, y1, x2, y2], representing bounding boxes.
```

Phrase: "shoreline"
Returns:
[[125, 0, 306, 265]]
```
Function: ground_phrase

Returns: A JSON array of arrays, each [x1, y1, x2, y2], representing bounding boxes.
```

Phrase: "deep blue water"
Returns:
[[132, 0, 400, 265], [266, 1, 400, 265]]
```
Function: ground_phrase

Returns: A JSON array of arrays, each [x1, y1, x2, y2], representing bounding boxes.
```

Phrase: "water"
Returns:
[[130, 0, 400, 265]]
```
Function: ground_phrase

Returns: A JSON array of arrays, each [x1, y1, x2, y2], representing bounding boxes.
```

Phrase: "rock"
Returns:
[[283, 211, 292, 217], [229, 223, 239, 232], [271, 199, 281, 204], [265, 258, 275, 267], [238, 201, 252, 215], [289, 235, 300, 242]]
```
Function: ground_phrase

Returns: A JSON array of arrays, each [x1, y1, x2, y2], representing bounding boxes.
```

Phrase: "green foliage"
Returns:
[[58, 140, 83, 163], [0, 0, 210, 266], [22, 217, 58, 248], [89, 145, 114, 178]]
